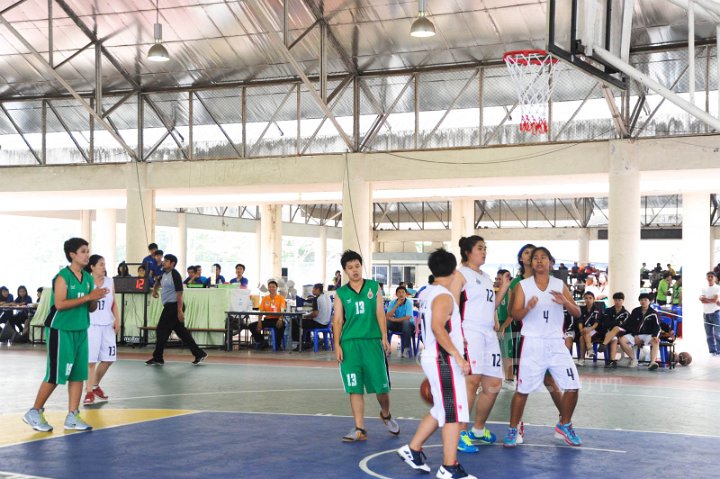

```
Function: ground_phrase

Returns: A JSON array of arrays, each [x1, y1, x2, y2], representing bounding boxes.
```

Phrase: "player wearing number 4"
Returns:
[[23, 238, 109, 432], [333, 250, 400, 443], [504, 246, 583, 447], [398, 248, 476, 479], [83, 255, 120, 406]]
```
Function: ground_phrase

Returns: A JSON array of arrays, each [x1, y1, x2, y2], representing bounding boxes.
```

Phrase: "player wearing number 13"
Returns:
[[83, 254, 120, 406], [504, 246, 583, 448], [333, 250, 399, 442]]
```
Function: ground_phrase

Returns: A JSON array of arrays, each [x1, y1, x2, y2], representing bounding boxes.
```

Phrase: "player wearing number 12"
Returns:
[[333, 250, 399, 442]]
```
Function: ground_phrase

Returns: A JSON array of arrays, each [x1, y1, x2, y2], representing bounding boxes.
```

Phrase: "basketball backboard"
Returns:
[[547, 0, 629, 89]]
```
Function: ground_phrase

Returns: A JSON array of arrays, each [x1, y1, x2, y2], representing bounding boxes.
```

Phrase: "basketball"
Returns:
[[419, 378, 433, 405], [678, 352, 692, 366]]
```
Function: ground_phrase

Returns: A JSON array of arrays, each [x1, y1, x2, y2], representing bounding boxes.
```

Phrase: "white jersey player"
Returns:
[[504, 246, 583, 448]]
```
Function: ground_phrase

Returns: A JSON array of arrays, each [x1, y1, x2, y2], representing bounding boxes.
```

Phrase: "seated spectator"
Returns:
[[583, 275, 599, 298], [659, 321, 675, 343], [640, 263, 649, 279], [597, 292, 630, 368], [667, 264, 676, 277], [619, 293, 661, 370], [578, 291, 604, 365], [0, 286, 15, 332], [137, 265, 147, 278], [196, 265, 207, 285], [333, 270, 342, 290], [36, 287, 43, 303], [596, 272, 610, 306], [204, 263, 226, 286], [184, 266, 203, 285], [570, 262, 580, 281], [11, 285, 33, 333], [563, 309, 580, 355], [405, 282, 417, 296], [229, 263, 249, 288], [386, 286, 415, 358], [116, 261, 130, 277], [291, 283, 331, 351], [249, 280, 286, 350]]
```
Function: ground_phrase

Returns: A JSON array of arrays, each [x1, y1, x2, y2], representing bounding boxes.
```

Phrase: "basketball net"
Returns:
[[503, 50, 558, 135]]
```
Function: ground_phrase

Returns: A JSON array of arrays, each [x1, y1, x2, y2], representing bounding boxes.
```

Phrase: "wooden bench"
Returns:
[[137, 326, 226, 348]]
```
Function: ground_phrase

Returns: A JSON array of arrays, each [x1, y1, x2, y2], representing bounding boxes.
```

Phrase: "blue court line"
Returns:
[[0, 412, 713, 478]]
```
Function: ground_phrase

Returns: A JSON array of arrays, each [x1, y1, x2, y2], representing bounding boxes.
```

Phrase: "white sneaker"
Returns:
[[517, 420, 525, 444], [397, 445, 431, 472], [23, 408, 53, 432], [380, 412, 400, 435], [502, 380, 516, 391], [436, 464, 476, 479], [577, 359, 585, 366], [629, 359, 638, 368], [64, 410, 92, 431]]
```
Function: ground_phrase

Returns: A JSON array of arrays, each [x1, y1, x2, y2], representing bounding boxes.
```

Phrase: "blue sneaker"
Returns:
[[457, 431, 480, 453], [503, 427, 518, 448], [467, 426, 496, 445], [554, 422, 582, 446]]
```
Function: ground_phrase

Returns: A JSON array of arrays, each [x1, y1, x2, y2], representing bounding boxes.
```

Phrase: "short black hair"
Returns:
[[148, 243, 158, 250], [612, 292, 625, 300], [428, 248, 456, 277], [267, 280, 278, 287], [497, 269, 510, 277], [213, 263, 221, 270], [638, 293, 652, 301], [236, 263, 245, 270], [428, 275, 435, 284], [164, 254, 178, 265], [154, 250, 164, 256], [313, 283, 324, 292], [187, 266, 197, 273], [395, 286, 408, 294], [341, 250, 363, 270], [64, 237, 88, 262], [583, 291, 595, 298]]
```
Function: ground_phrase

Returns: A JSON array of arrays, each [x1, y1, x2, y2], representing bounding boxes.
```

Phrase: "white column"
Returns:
[[342, 158, 372, 276], [177, 210, 187, 275], [260, 204, 282, 282], [319, 225, 327, 285], [608, 140, 641, 309], [95, 209, 117, 271], [255, 219, 262, 288], [450, 198, 475, 265], [125, 164, 155, 264], [80, 210, 92, 242], [577, 228, 590, 265], [682, 192, 712, 356]]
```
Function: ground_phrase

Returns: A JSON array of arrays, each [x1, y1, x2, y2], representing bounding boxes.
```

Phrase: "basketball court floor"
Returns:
[[1, 342, 718, 478]]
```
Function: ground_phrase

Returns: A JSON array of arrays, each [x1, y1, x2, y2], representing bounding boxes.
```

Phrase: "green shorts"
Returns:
[[44, 328, 89, 385], [500, 330, 521, 359], [340, 339, 390, 395]]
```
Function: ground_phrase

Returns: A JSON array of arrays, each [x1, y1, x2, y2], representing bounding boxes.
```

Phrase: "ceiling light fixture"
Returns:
[[147, 1, 170, 62], [410, 0, 435, 38]]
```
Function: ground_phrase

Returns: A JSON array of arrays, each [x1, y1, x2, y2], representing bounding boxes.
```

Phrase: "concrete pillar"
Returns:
[[125, 164, 155, 264], [260, 204, 282, 283], [95, 209, 117, 271], [577, 228, 590, 265], [342, 159, 372, 276], [177, 210, 187, 275], [450, 198, 475, 265], [608, 140, 641, 309], [682, 192, 712, 356], [319, 225, 327, 285], [255, 219, 262, 287], [80, 210, 92, 242]]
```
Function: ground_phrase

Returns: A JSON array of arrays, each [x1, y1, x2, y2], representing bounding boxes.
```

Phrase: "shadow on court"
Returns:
[[0, 412, 715, 478]]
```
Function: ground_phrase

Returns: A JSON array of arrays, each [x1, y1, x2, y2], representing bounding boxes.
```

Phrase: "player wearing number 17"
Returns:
[[504, 246, 583, 447], [333, 250, 400, 443]]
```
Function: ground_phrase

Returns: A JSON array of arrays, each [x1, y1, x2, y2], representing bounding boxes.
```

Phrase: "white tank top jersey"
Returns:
[[458, 265, 496, 333], [90, 277, 115, 326], [420, 284, 464, 359], [519, 275, 566, 339]]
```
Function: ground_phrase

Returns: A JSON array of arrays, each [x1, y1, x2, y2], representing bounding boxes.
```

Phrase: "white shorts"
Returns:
[[517, 336, 581, 394], [421, 355, 469, 427], [636, 334, 654, 345], [88, 323, 117, 363], [621, 333, 636, 345], [586, 330, 597, 338], [564, 331, 575, 340], [464, 329, 504, 379]]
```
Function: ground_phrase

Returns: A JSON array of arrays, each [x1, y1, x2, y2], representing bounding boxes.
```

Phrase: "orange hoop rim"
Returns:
[[503, 49, 558, 66]]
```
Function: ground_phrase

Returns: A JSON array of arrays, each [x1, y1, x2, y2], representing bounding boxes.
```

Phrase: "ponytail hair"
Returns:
[[517, 243, 536, 276], [458, 235, 485, 263], [84, 254, 104, 273]]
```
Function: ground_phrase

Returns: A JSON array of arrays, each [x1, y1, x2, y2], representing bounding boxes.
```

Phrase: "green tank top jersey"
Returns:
[[336, 279, 382, 342], [499, 275, 523, 326], [48, 267, 95, 331]]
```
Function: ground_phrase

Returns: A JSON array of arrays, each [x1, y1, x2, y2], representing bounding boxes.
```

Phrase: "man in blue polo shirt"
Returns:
[[386, 286, 415, 358]]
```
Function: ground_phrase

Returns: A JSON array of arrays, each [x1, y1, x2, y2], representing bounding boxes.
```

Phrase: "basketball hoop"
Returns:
[[503, 49, 558, 135]]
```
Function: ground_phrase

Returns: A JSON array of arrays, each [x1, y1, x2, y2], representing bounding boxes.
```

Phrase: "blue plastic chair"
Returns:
[[263, 326, 286, 351], [310, 319, 334, 352]]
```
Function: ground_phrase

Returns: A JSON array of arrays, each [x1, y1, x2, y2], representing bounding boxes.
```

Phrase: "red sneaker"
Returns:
[[83, 391, 95, 406], [93, 386, 108, 401]]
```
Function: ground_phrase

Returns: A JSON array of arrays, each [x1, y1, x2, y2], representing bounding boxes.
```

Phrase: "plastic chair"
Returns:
[[263, 326, 286, 351], [310, 321, 334, 352]]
